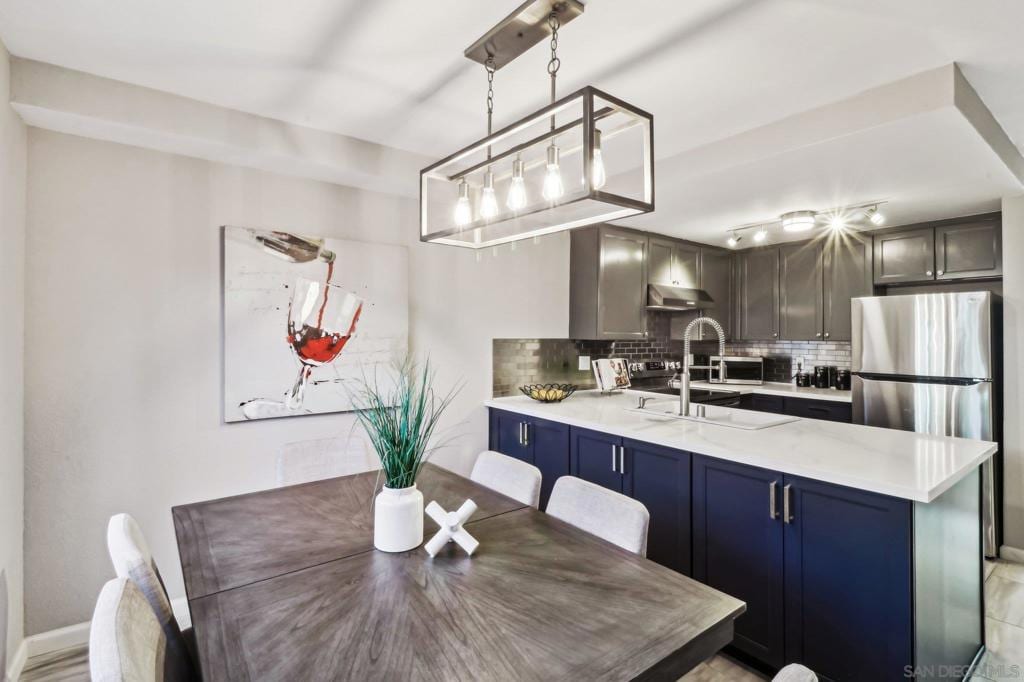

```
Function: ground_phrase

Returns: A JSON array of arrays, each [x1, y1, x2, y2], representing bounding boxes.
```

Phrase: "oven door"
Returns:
[[712, 356, 764, 385]]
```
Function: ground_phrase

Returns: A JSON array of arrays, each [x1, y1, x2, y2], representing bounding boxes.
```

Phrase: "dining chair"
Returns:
[[774, 663, 818, 681], [470, 450, 543, 507], [89, 578, 196, 682], [546, 476, 650, 555], [276, 432, 379, 487], [106, 514, 196, 676]]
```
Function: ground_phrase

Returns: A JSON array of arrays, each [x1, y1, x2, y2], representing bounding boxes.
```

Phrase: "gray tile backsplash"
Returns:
[[493, 313, 850, 396]]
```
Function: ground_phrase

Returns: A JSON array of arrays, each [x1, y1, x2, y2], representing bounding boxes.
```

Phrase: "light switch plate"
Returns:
[[578, 355, 590, 371]]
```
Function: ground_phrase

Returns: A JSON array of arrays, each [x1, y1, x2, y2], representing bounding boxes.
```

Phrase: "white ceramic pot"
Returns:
[[374, 484, 424, 552]]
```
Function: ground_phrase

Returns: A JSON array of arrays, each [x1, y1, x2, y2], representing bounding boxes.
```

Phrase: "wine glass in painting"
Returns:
[[283, 276, 363, 410]]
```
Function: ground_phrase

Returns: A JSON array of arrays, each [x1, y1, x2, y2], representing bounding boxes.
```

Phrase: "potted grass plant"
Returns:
[[350, 359, 460, 552]]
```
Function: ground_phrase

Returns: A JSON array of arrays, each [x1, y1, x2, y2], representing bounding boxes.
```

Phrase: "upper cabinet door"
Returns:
[[700, 248, 733, 340], [648, 237, 675, 286], [737, 248, 780, 340], [597, 228, 648, 339], [935, 220, 1002, 280], [672, 243, 701, 289], [779, 242, 823, 341], [823, 232, 872, 342], [873, 228, 935, 284]]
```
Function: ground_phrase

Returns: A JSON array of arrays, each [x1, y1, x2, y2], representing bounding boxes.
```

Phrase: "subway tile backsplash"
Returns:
[[493, 314, 851, 396]]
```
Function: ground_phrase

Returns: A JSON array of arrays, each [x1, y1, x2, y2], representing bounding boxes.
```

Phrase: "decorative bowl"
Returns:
[[519, 384, 578, 403]]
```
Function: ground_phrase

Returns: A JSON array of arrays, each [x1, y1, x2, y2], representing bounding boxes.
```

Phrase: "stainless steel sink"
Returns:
[[627, 404, 798, 430]]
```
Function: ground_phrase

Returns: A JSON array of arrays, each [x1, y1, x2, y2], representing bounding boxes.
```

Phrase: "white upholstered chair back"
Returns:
[[276, 431, 380, 487], [470, 450, 543, 507], [106, 514, 195, 676], [774, 664, 818, 681], [546, 476, 650, 556], [89, 578, 194, 682]]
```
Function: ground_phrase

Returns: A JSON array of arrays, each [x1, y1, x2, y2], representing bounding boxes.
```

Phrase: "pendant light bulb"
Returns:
[[542, 144, 564, 201], [479, 170, 499, 220], [591, 129, 607, 190], [506, 157, 527, 211], [454, 179, 472, 227]]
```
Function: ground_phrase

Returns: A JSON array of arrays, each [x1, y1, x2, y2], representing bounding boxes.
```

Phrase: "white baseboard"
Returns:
[[6, 596, 190, 680], [1000, 544, 1024, 563], [5, 639, 27, 682]]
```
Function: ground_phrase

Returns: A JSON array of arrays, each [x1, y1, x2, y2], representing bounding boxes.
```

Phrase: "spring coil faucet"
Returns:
[[680, 317, 726, 417]]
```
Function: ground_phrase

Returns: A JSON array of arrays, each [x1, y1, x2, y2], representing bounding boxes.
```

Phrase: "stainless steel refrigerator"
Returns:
[[852, 291, 1000, 557]]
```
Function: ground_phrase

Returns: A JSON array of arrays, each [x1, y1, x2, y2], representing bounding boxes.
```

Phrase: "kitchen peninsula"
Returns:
[[485, 390, 996, 680]]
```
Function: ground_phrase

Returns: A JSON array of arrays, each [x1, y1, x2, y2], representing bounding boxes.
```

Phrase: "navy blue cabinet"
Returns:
[[570, 428, 692, 574], [570, 427, 624, 492], [692, 456, 786, 668], [783, 475, 911, 681], [693, 454, 913, 678], [624, 439, 692, 575], [488, 409, 568, 509]]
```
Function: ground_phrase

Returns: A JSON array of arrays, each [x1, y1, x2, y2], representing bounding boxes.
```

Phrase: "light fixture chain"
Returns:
[[485, 56, 495, 161], [547, 12, 561, 102]]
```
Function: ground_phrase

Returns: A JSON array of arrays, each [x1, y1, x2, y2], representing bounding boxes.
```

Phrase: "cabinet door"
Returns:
[[737, 248, 780, 340], [530, 418, 569, 510], [597, 227, 648, 339], [623, 440, 691, 575], [739, 393, 784, 413], [693, 456, 786, 668], [489, 409, 532, 463], [779, 242, 823, 341], [648, 237, 675, 286], [700, 248, 733, 340], [823, 232, 872, 342], [569, 427, 623, 493], [672, 243, 701, 288], [873, 228, 935, 284], [935, 220, 1002, 280], [783, 397, 852, 423], [783, 475, 912, 680]]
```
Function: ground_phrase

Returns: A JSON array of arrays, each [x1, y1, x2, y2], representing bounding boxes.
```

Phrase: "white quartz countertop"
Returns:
[[485, 391, 995, 503], [686, 381, 853, 403]]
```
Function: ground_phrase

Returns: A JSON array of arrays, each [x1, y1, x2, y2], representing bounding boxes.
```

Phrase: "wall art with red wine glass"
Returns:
[[222, 226, 409, 422]]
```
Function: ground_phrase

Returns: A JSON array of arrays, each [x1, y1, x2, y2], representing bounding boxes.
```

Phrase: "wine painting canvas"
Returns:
[[223, 226, 409, 422]]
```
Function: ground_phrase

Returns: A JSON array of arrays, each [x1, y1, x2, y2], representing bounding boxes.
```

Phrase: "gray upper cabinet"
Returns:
[[873, 215, 1002, 285], [699, 248, 733, 340], [736, 248, 780, 340], [649, 237, 700, 288], [570, 225, 648, 340], [873, 228, 935, 284], [779, 242, 823, 341], [935, 219, 1002, 280], [823, 232, 873, 342]]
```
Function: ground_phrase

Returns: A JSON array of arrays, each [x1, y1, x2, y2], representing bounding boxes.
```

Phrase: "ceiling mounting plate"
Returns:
[[464, 0, 585, 71]]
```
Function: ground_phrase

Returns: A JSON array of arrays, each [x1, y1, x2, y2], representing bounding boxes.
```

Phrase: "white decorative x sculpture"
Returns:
[[424, 499, 479, 557]]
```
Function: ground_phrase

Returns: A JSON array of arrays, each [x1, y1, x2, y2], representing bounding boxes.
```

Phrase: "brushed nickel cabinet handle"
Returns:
[[926, 270, 932, 276], [769, 481, 779, 520], [937, 270, 944, 276], [619, 446, 625, 475], [824, 332, 830, 338], [815, 332, 821, 337], [522, 423, 529, 447], [612, 444, 617, 472], [783, 484, 793, 524], [518, 422, 523, 446]]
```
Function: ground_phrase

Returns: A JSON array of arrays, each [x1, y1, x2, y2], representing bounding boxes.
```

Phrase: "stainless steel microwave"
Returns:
[[708, 356, 764, 385]]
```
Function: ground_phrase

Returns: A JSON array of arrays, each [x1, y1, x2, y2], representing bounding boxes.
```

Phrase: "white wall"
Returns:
[[23, 128, 569, 634], [1002, 194, 1024, 552], [0, 40, 27, 678]]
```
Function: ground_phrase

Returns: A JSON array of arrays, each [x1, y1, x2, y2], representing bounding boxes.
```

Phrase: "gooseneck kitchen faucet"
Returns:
[[679, 317, 726, 417]]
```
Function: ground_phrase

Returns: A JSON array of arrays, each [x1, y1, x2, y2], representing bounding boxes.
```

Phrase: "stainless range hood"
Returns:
[[646, 283, 715, 311]]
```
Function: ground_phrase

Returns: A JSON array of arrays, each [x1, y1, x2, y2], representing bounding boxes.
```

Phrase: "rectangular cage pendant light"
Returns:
[[421, 87, 654, 248], [421, 1, 653, 248]]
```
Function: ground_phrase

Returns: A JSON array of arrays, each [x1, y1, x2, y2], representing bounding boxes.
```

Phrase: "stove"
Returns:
[[627, 360, 742, 406]]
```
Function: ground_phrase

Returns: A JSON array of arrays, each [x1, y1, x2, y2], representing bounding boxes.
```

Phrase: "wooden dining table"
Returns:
[[173, 463, 745, 681]]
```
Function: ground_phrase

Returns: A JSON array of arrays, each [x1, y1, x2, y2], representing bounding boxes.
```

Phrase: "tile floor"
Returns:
[[17, 559, 1024, 681]]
